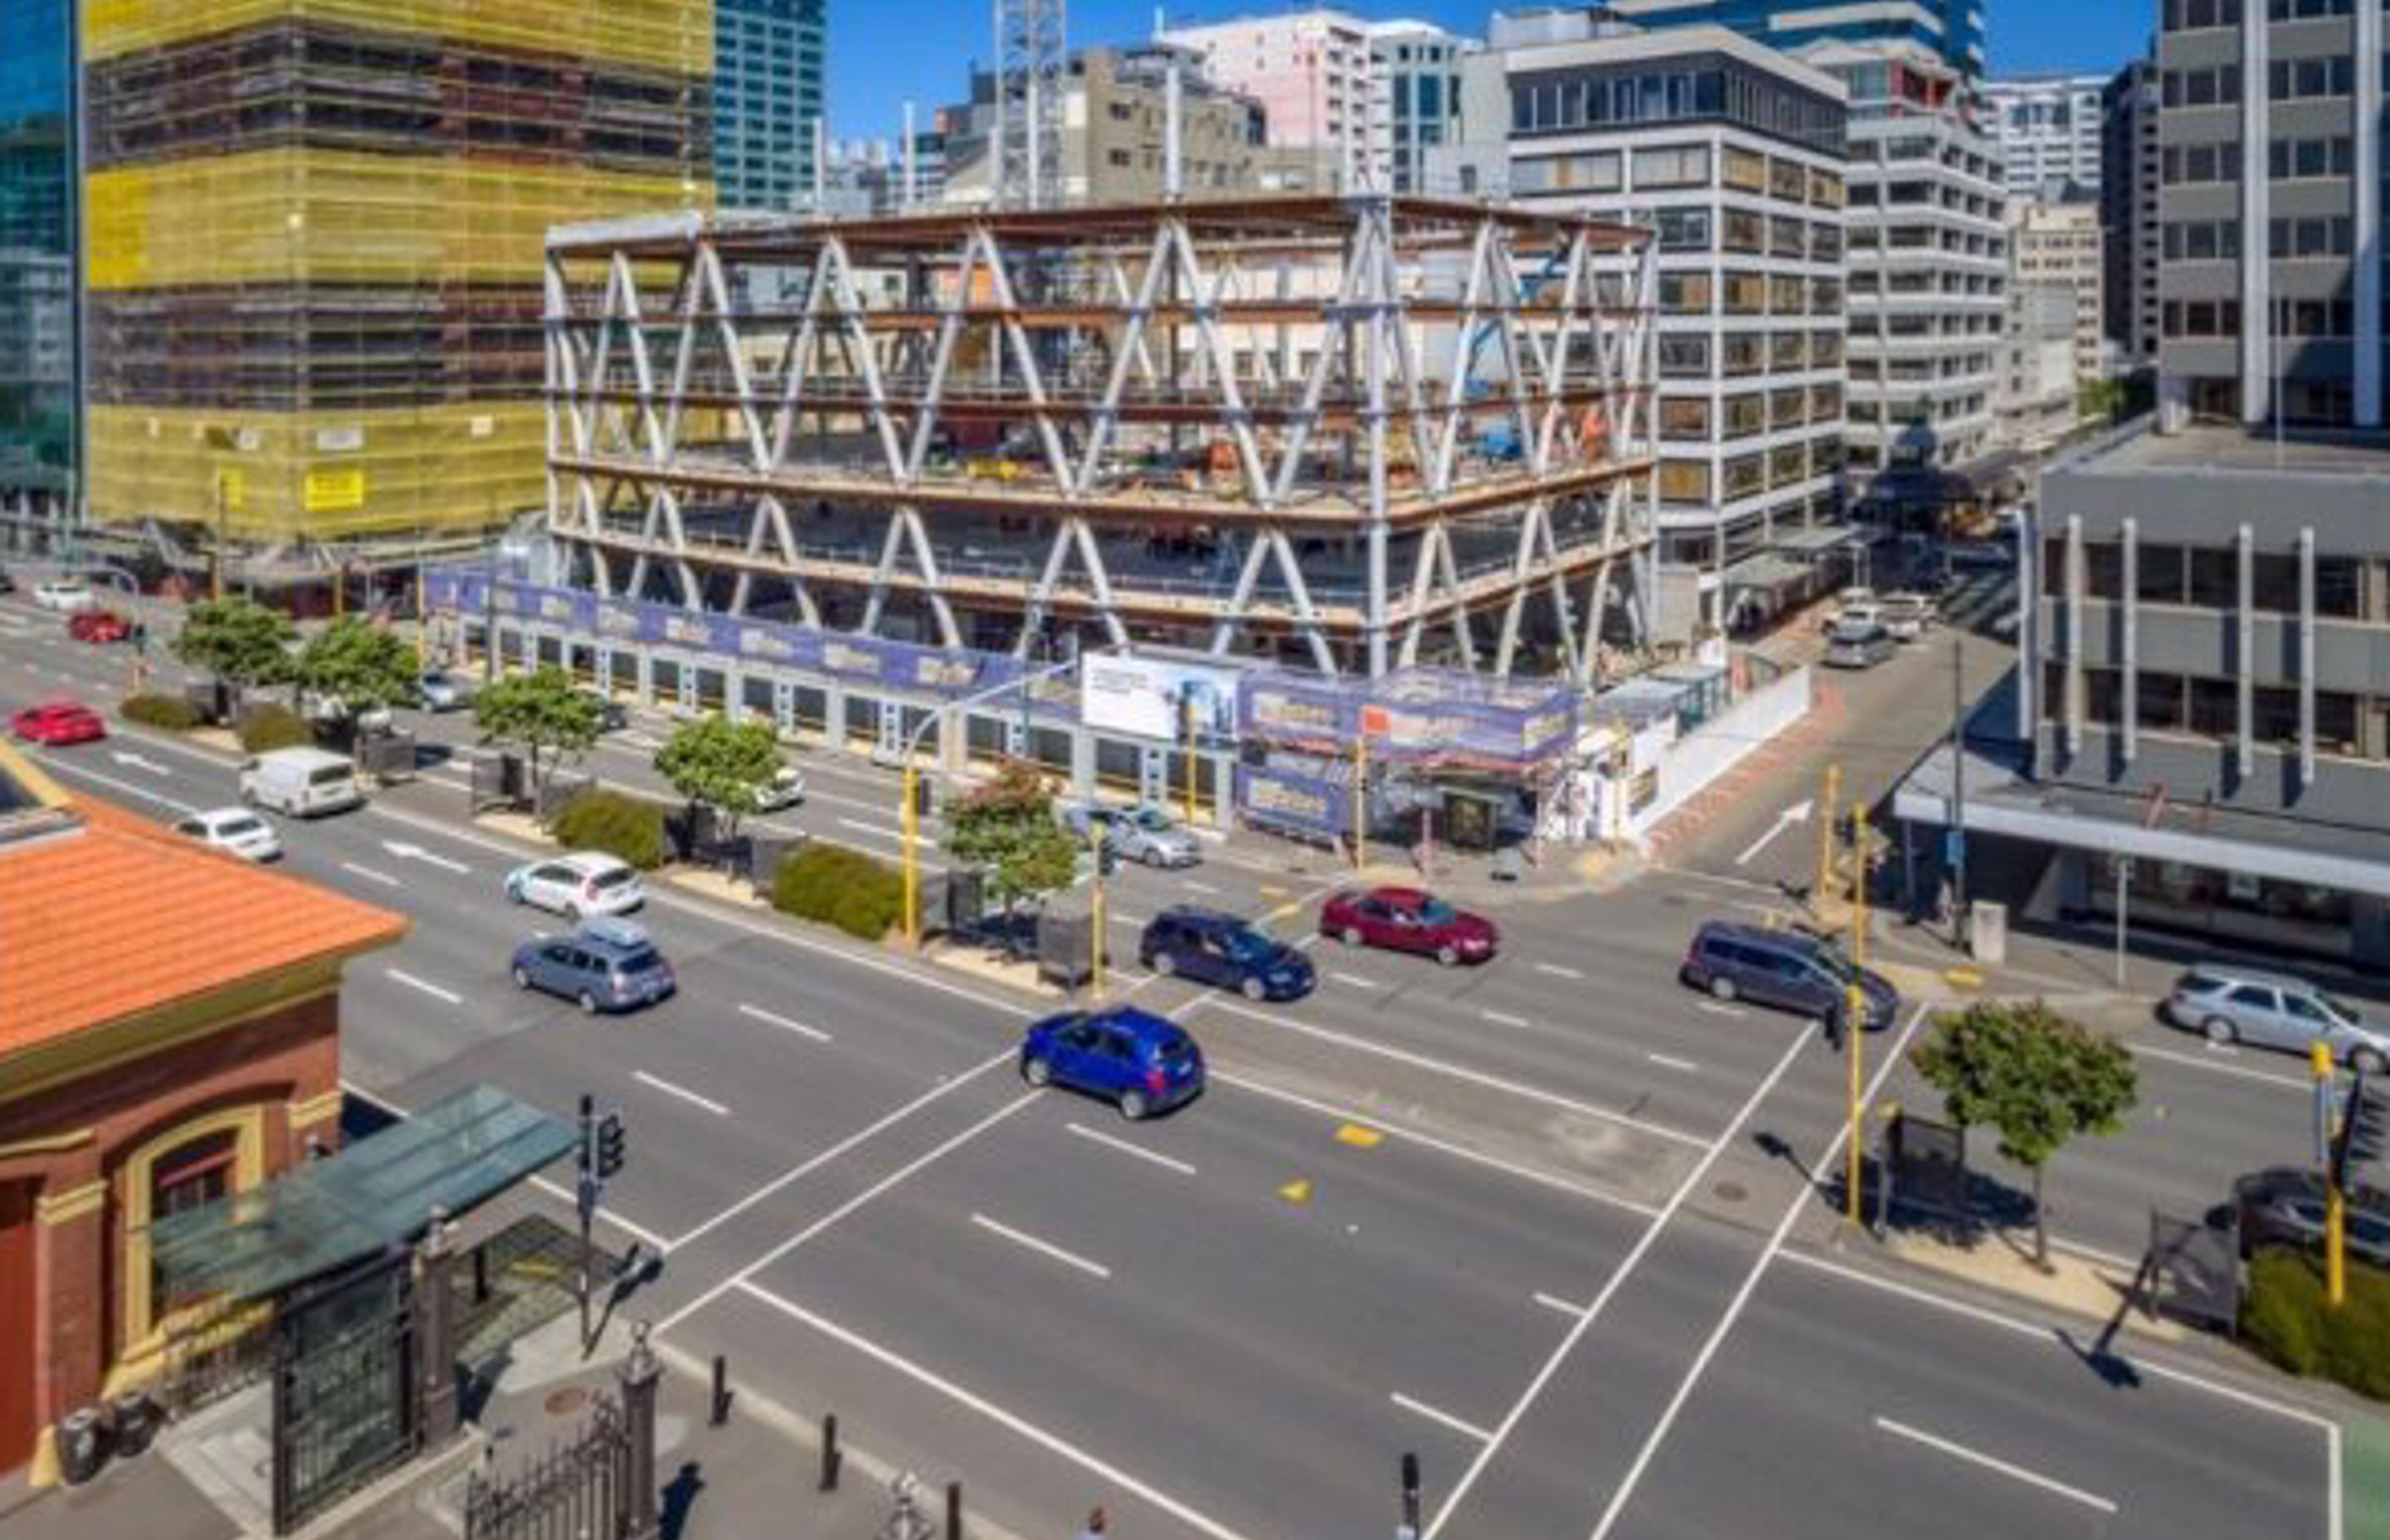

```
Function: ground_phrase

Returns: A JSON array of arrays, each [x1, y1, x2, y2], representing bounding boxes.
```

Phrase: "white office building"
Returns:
[[1985, 73, 2107, 199]]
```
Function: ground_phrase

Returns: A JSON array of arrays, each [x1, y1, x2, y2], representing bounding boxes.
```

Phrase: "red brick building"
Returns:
[[0, 744, 405, 1482]]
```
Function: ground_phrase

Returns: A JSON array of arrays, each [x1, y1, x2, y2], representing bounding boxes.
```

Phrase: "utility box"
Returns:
[[1037, 910, 1094, 991], [1968, 899, 2008, 965]]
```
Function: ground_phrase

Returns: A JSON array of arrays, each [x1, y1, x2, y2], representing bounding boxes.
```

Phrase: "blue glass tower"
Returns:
[[1610, 0, 1985, 81], [717, 0, 829, 211], [0, 0, 76, 489]]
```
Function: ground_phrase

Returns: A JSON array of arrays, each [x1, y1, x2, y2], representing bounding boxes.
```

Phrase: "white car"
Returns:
[[172, 806, 285, 862], [505, 851, 646, 919], [300, 690, 395, 737], [32, 579, 97, 612], [1877, 592, 1939, 641], [754, 765, 805, 813]]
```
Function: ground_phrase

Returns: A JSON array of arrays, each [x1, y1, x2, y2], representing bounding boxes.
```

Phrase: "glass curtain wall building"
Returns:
[[716, 0, 826, 211], [1611, 0, 1984, 77], [0, 0, 76, 543]]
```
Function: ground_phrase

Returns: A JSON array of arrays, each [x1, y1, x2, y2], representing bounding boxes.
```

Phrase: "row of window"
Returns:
[[1657, 384, 1843, 441], [1658, 440, 1844, 504], [2160, 141, 2242, 186], [1659, 271, 1844, 318], [2163, 220, 2243, 261], [1659, 331, 1846, 378], [2269, 135, 2357, 181], [2270, 215, 2359, 258], [2041, 537, 2373, 618], [1509, 61, 1846, 158], [2163, 0, 2358, 27], [2046, 665, 2385, 762]]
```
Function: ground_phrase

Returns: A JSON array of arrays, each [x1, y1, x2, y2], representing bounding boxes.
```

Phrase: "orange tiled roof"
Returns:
[[0, 790, 407, 1056]]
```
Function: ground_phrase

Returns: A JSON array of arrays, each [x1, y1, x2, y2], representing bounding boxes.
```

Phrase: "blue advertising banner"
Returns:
[[1238, 668, 1579, 770], [1235, 763, 1350, 839]]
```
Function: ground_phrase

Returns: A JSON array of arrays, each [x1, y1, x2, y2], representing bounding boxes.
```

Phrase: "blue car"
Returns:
[[510, 917, 677, 1015], [1139, 906, 1314, 1001], [1020, 1006, 1205, 1121]]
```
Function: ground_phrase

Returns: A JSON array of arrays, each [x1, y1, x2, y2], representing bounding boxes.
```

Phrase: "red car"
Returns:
[[67, 610, 132, 644], [1319, 885, 1500, 966], [11, 700, 108, 746]]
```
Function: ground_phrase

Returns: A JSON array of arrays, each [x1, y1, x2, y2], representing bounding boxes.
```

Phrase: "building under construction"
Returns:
[[79, 0, 714, 590]]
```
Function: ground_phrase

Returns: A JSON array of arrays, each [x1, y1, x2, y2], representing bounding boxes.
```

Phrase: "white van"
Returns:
[[240, 747, 365, 818]]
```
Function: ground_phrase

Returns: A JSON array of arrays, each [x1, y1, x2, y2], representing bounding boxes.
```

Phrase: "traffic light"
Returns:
[[596, 1109, 627, 1181], [2334, 1070, 2388, 1188], [577, 1093, 596, 1175], [1096, 841, 1118, 877]]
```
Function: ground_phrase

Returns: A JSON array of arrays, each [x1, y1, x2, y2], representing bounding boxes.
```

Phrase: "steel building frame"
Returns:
[[543, 195, 1659, 683]]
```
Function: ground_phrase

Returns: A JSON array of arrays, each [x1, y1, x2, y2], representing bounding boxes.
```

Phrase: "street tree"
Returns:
[[654, 713, 783, 846], [474, 665, 602, 813], [288, 616, 418, 721], [171, 597, 295, 706], [1910, 998, 2139, 1270], [941, 758, 1080, 919]]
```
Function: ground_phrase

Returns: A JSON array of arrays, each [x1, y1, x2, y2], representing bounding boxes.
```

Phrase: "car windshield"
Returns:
[[611, 947, 662, 973], [217, 816, 266, 837], [2318, 992, 2361, 1026], [1134, 810, 1172, 830], [1417, 899, 1458, 925], [1811, 943, 1856, 981], [1156, 1036, 1196, 1065], [1222, 927, 1280, 963]]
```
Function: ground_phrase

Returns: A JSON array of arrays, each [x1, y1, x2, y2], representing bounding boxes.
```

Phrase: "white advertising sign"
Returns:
[[1079, 654, 1239, 742]]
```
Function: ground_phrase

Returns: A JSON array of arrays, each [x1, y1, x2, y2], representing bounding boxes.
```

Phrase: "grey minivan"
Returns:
[[2163, 965, 2389, 1070], [1680, 920, 1900, 1034], [510, 918, 677, 1015]]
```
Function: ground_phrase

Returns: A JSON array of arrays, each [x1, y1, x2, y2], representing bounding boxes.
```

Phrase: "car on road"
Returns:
[[1139, 906, 1314, 1001], [510, 916, 676, 1015], [31, 579, 96, 612], [1320, 885, 1499, 966], [505, 850, 646, 919], [239, 746, 364, 817], [754, 764, 806, 813], [1822, 617, 1896, 670], [66, 609, 132, 644], [1877, 592, 1938, 641], [1065, 802, 1203, 869], [2162, 964, 2390, 1070], [172, 806, 285, 862], [10, 700, 107, 746], [416, 671, 474, 713], [299, 690, 395, 738], [2232, 1167, 2390, 1269], [1679, 919, 1900, 1035], [1018, 1005, 1205, 1121]]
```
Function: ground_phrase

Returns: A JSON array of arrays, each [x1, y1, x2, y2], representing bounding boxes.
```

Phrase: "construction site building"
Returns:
[[80, 0, 715, 587]]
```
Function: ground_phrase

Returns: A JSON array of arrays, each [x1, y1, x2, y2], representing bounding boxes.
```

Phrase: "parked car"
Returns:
[[505, 851, 646, 920], [172, 806, 285, 862], [2162, 964, 2390, 1070], [753, 764, 806, 813], [31, 579, 96, 612], [1679, 919, 1900, 1034], [1065, 803, 1203, 869], [2233, 1167, 2390, 1268], [10, 699, 107, 746], [299, 690, 395, 738], [1319, 886, 1499, 966], [510, 917, 676, 1015], [1948, 540, 2015, 571], [1822, 618, 1896, 670], [417, 671, 474, 713], [66, 609, 131, 644], [1877, 592, 1939, 641], [1139, 906, 1314, 1001], [239, 746, 364, 817], [1018, 1005, 1206, 1121], [580, 692, 631, 733]]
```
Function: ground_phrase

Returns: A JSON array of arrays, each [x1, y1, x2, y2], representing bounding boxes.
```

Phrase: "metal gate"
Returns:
[[463, 1394, 629, 1540], [271, 1252, 417, 1535]]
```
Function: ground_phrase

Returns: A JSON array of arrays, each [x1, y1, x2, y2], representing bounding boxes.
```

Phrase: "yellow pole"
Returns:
[[414, 529, 428, 669], [1846, 800, 1869, 1226], [212, 473, 227, 603], [334, 561, 345, 621], [901, 764, 920, 947], [1089, 821, 1107, 1000], [1353, 732, 1368, 870], [1817, 762, 1842, 904], [2315, 1040, 2346, 1306]]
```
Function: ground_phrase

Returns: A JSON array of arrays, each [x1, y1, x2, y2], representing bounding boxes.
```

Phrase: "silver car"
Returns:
[[1822, 619, 1896, 670], [1066, 804, 1203, 869], [2163, 964, 2390, 1070]]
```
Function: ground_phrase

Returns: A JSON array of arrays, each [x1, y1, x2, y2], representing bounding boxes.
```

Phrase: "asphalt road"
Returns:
[[0, 589, 2348, 1540]]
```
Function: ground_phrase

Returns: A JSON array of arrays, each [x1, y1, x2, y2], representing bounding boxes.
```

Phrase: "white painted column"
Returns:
[[1164, 56, 1183, 199], [2236, 522, 2254, 781], [2355, 0, 2383, 425], [2120, 517, 2138, 764], [2298, 526, 2316, 787], [2239, 2, 2273, 426]]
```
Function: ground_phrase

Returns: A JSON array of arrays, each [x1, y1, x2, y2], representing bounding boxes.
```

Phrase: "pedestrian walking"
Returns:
[[1080, 1507, 1108, 1540]]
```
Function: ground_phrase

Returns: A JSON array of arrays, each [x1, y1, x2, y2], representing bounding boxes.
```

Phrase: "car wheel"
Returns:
[[2202, 1016, 2237, 1047], [1340, 926, 1363, 947], [1118, 1088, 1149, 1123], [1241, 975, 1266, 1001], [1436, 943, 1460, 967], [1708, 975, 1739, 1003], [1152, 951, 1177, 977], [1143, 846, 1166, 868], [1022, 1056, 1054, 1087], [577, 990, 599, 1015], [511, 965, 531, 990], [2353, 1047, 2388, 1075]]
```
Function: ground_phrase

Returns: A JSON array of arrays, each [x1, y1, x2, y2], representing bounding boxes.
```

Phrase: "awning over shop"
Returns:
[[1723, 553, 1813, 594], [150, 1086, 578, 1309]]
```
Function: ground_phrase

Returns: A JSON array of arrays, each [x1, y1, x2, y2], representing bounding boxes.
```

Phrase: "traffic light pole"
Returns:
[[577, 1094, 596, 1349], [1846, 801, 1868, 1228]]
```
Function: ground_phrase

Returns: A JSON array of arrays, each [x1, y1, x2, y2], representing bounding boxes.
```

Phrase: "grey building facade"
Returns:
[[715, 0, 827, 212]]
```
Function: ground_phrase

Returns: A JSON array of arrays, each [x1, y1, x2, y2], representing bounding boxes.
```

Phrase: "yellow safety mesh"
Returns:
[[84, 0, 714, 74]]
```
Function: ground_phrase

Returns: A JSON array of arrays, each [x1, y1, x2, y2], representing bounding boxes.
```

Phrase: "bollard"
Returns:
[[472, 1245, 490, 1306], [945, 1479, 963, 1540], [1399, 1451, 1422, 1539], [819, 1413, 841, 1492], [709, 1353, 731, 1426]]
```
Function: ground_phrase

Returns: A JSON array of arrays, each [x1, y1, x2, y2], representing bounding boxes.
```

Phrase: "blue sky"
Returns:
[[825, 0, 2155, 141]]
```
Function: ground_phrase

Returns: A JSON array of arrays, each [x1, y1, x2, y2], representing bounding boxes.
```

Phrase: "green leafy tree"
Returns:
[[941, 758, 1080, 917], [1910, 999, 2139, 1270], [654, 713, 784, 845], [473, 665, 602, 811], [288, 616, 419, 720], [171, 597, 295, 704]]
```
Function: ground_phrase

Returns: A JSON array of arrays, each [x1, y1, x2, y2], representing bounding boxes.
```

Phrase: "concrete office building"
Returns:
[[1609, 0, 1985, 75], [2155, 0, 2383, 429], [716, 0, 828, 212], [2100, 57, 2162, 368], [1159, 10, 1377, 188], [1984, 72, 2106, 198], [0, 0, 76, 553], [1444, 15, 1852, 641], [1995, 283, 2077, 454], [2008, 196, 2106, 387], [1367, 21, 1473, 193]]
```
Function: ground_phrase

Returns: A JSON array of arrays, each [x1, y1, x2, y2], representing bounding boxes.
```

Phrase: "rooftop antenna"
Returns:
[[996, 0, 1066, 207]]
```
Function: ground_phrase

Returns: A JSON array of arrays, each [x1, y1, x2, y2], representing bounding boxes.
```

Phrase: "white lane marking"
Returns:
[[2132, 1040, 2309, 1093], [1734, 798, 1813, 868], [1422, 1016, 1826, 1540], [737, 1002, 833, 1043], [1871, 1416, 2117, 1515], [633, 1070, 731, 1118], [1697, 1001, 1747, 1018], [339, 862, 402, 888], [735, 1282, 1259, 1540], [1105, 910, 1150, 928], [1197, 997, 1710, 1152], [1534, 962, 1585, 980], [26, 754, 197, 815], [669, 1050, 1017, 1252], [1481, 1009, 1532, 1029], [1180, 878, 1220, 894], [1065, 1121, 1196, 1176], [1582, 1003, 1934, 1540], [836, 816, 905, 841], [1645, 1052, 1699, 1074], [1329, 970, 1378, 989], [379, 839, 471, 875], [969, 1212, 1113, 1281], [1390, 1391, 1494, 1444], [1532, 1290, 1588, 1318], [384, 968, 462, 1006], [657, 1092, 1037, 1333], [108, 749, 171, 775]]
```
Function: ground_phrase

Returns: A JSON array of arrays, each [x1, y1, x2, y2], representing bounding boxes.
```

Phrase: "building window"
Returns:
[[1659, 335, 1710, 377], [1659, 460, 1711, 503], [1658, 272, 1713, 314], [1660, 398, 1710, 441], [149, 1129, 237, 1319], [1632, 144, 1710, 189], [1722, 147, 1766, 192]]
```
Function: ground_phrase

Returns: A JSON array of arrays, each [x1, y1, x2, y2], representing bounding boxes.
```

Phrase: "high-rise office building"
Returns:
[[2100, 56, 2162, 368], [80, 1, 713, 573], [1983, 73, 2106, 198], [2155, 0, 2383, 430], [1367, 21, 1472, 194], [0, 0, 76, 549], [1608, 0, 1983, 78], [716, 0, 827, 212]]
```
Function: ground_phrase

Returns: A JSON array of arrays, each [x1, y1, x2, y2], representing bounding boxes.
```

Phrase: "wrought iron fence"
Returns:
[[462, 1394, 631, 1540]]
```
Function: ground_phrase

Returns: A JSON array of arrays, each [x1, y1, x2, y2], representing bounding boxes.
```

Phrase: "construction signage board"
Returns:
[[1080, 653, 1239, 743], [303, 468, 368, 513]]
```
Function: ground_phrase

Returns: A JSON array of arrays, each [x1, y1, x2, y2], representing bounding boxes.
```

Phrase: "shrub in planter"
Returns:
[[237, 703, 314, 753], [2242, 1247, 2390, 1398], [551, 788, 668, 871], [773, 843, 907, 942], [121, 693, 203, 732]]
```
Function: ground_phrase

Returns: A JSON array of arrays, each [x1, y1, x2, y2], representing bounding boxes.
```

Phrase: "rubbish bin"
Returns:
[[56, 1407, 107, 1485], [110, 1393, 158, 1458]]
